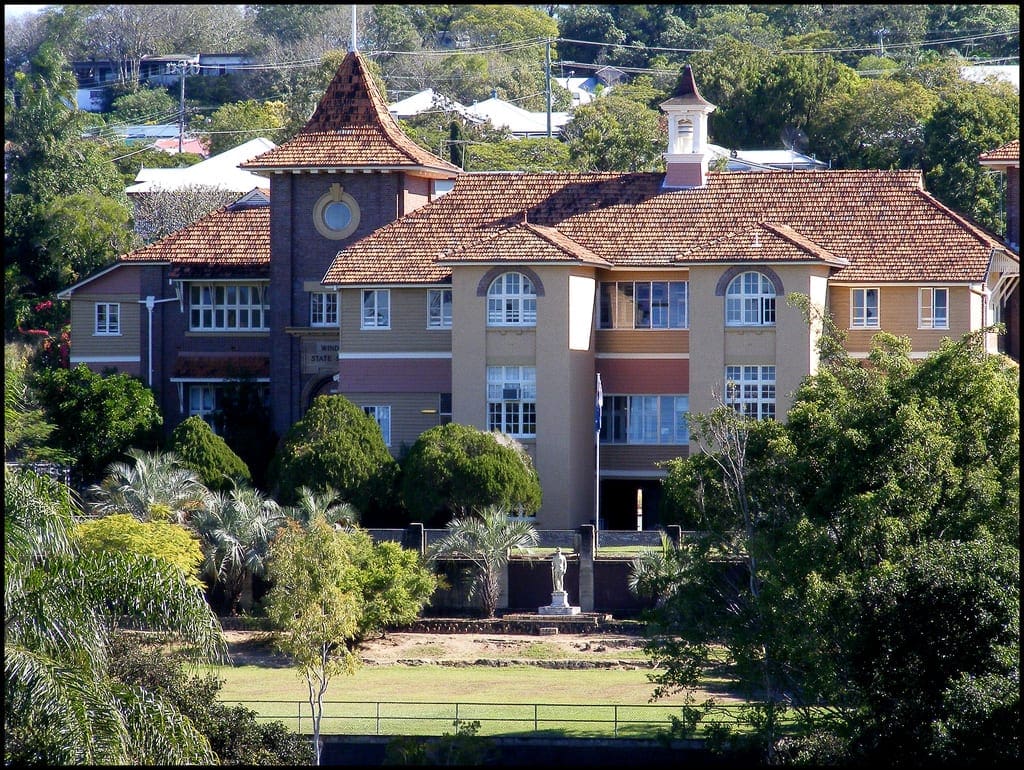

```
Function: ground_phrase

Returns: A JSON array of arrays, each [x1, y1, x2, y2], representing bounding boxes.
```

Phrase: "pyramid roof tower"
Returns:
[[241, 51, 460, 177]]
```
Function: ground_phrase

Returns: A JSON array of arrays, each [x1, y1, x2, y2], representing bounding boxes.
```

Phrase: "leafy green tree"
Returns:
[[922, 79, 1020, 233], [192, 485, 285, 616], [647, 324, 1019, 764], [169, 415, 251, 492], [426, 505, 539, 618], [270, 395, 399, 521], [848, 538, 1019, 764], [562, 77, 666, 171], [199, 99, 288, 156], [263, 518, 362, 766], [110, 86, 177, 124], [399, 422, 542, 526], [4, 342, 64, 464], [29, 365, 163, 485], [4, 467, 225, 765], [814, 75, 938, 169], [5, 43, 131, 332], [86, 448, 210, 525], [358, 536, 439, 639], [107, 632, 313, 765], [467, 136, 574, 172], [76, 513, 204, 587]]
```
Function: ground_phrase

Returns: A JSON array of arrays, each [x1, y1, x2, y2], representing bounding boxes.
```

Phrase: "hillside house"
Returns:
[[58, 52, 1020, 530]]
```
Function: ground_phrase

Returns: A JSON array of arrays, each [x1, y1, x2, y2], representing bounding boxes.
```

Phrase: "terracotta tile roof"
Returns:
[[439, 220, 611, 266], [323, 169, 1002, 285], [172, 352, 270, 379], [979, 139, 1019, 163], [240, 52, 460, 176], [677, 222, 848, 266], [120, 197, 270, 272]]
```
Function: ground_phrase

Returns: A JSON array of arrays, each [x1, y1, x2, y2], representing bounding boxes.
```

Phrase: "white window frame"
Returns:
[[361, 289, 390, 330], [189, 282, 268, 331], [427, 288, 452, 329], [188, 384, 220, 425], [598, 281, 688, 329], [724, 365, 776, 421], [725, 271, 776, 327], [599, 394, 689, 445], [918, 287, 948, 329], [94, 302, 120, 335], [363, 405, 391, 446], [487, 366, 537, 437], [851, 287, 880, 329], [487, 272, 537, 327], [310, 291, 338, 327]]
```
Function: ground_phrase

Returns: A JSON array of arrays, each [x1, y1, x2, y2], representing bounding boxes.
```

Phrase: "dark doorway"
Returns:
[[599, 479, 662, 530]]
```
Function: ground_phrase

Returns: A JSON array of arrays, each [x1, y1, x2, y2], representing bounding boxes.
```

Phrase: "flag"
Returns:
[[594, 373, 603, 434]]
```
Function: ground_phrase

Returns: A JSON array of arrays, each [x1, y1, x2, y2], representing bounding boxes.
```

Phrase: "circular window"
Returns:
[[313, 184, 360, 239]]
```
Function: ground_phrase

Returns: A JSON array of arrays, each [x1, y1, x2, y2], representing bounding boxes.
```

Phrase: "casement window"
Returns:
[[487, 272, 536, 326], [725, 271, 776, 326], [361, 289, 390, 329], [310, 291, 338, 327], [362, 405, 391, 446], [851, 288, 880, 329], [599, 394, 690, 445], [918, 288, 948, 329], [428, 288, 453, 329], [598, 281, 688, 329], [189, 283, 268, 331], [725, 365, 776, 421], [94, 302, 120, 335], [487, 366, 536, 437]]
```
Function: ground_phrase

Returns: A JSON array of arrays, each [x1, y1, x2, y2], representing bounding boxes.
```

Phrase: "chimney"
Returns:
[[660, 64, 716, 189]]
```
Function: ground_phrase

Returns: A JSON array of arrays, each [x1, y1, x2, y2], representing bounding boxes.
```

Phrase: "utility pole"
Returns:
[[545, 38, 552, 139], [167, 59, 199, 154]]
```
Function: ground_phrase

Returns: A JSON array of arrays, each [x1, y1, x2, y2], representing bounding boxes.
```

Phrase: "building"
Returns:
[[58, 52, 1020, 530], [125, 137, 276, 195]]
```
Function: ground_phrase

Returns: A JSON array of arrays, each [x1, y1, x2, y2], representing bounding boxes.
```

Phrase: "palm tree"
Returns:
[[4, 466, 225, 765], [426, 505, 539, 618], [627, 531, 685, 606], [193, 485, 286, 615], [87, 448, 210, 525], [288, 485, 359, 529]]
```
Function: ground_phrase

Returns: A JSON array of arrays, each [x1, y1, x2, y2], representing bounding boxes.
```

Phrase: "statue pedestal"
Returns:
[[538, 590, 581, 615]]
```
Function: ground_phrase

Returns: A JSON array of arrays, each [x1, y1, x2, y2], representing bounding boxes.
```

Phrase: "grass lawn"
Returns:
[[210, 663, 746, 739]]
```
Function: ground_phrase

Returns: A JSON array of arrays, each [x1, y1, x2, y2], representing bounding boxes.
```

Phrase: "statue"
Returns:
[[551, 546, 567, 593]]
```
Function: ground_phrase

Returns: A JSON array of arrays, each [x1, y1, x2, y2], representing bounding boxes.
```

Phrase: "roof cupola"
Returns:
[[660, 64, 716, 188]]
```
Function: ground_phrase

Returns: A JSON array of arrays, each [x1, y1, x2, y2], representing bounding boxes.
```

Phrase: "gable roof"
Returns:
[[677, 222, 848, 267], [439, 221, 611, 267], [322, 169, 1003, 286], [240, 52, 460, 177]]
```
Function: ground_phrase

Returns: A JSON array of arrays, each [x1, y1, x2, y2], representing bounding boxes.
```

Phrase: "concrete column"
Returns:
[[498, 557, 509, 611], [405, 523, 426, 555], [577, 524, 595, 612]]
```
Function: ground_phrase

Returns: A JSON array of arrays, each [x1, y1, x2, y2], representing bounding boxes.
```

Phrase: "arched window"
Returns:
[[725, 271, 776, 326], [487, 272, 537, 326]]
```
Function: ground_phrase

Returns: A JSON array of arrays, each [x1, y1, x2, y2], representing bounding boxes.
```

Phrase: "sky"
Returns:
[[4, 4, 48, 22]]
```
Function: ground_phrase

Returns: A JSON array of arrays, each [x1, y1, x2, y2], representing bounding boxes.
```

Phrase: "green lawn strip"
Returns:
[[211, 663, 748, 738]]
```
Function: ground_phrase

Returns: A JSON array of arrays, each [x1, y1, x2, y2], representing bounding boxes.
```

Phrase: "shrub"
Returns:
[[170, 416, 251, 491]]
